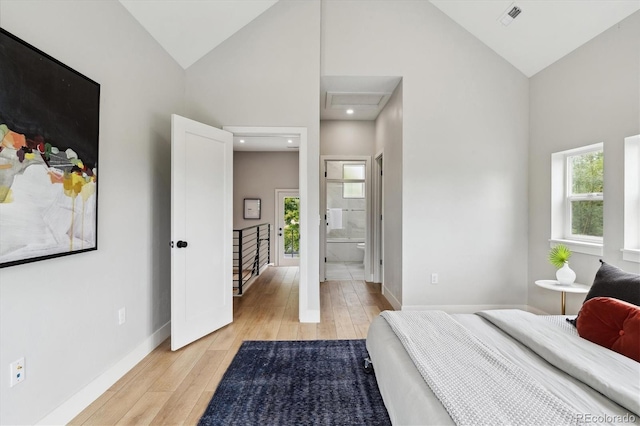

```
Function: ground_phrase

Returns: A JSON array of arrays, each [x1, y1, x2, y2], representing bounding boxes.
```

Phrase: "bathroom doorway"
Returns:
[[321, 156, 371, 281]]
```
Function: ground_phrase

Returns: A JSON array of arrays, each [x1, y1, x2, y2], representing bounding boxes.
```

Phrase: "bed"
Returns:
[[366, 309, 640, 425]]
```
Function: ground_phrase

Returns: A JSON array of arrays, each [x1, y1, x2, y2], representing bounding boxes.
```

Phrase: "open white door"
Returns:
[[171, 114, 233, 351]]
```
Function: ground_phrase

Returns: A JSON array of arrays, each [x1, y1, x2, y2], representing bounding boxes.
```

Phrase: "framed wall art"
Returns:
[[0, 28, 101, 268], [243, 198, 261, 220]]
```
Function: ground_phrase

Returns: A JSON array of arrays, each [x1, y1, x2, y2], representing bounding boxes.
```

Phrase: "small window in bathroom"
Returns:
[[343, 164, 365, 180], [342, 164, 365, 198]]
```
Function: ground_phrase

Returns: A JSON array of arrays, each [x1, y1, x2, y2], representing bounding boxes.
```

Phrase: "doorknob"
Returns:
[[279, 227, 283, 237], [177, 240, 188, 248]]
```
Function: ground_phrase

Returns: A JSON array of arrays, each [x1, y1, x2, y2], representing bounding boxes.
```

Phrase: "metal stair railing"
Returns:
[[233, 223, 270, 295]]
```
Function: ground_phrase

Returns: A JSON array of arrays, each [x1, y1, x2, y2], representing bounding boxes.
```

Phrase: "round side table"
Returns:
[[534, 280, 590, 315]]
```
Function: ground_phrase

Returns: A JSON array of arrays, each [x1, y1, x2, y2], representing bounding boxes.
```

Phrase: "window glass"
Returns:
[[570, 200, 603, 237], [343, 164, 365, 180], [343, 182, 365, 199], [567, 150, 603, 239], [569, 151, 603, 195]]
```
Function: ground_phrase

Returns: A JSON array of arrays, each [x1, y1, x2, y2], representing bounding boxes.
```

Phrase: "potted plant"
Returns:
[[548, 244, 576, 285]]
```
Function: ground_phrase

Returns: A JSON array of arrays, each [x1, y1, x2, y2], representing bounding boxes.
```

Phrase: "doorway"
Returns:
[[320, 155, 372, 282], [224, 126, 319, 323], [275, 189, 300, 266]]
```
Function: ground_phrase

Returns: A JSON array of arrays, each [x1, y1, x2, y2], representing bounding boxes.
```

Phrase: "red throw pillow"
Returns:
[[576, 297, 640, 362]]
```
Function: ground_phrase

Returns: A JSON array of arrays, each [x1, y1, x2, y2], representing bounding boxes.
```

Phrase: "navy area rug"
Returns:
[[198, 339, 391, 426]]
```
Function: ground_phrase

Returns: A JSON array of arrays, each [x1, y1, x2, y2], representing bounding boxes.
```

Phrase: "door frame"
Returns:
[[320, 155, 372, 282], [373, 152, 383, 284], [223, 126, 319, 323], [275, 189, 300, 266]]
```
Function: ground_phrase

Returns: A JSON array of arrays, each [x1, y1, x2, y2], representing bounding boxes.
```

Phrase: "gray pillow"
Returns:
[[567, 260, 640, 326]]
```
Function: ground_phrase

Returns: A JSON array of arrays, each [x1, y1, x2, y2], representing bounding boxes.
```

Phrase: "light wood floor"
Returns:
[[70, 266, 393, 425]]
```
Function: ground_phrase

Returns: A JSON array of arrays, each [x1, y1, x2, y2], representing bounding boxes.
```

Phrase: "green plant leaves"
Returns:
[[549, 244, 572, 269]]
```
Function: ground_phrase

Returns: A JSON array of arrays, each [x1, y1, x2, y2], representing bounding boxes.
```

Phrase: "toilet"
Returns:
[[356, 243, 365, 262]]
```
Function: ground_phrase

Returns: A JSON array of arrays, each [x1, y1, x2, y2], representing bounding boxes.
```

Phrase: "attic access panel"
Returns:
[[326, 92, 391, 111]]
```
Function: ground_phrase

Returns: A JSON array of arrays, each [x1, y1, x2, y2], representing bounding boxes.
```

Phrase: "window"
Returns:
[[551, 143, 604, 255], [340, 163, 365, 199], [343, 164, 365, 180], [623, 135, 640, 262], [567, 149, 604, 239]]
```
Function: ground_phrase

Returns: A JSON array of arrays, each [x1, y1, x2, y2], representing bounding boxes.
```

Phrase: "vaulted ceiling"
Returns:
[[119, 0, 639, 148], [119, 0, 278, 69], [119, 0, 640, 77], [430, 0, 640, 77]]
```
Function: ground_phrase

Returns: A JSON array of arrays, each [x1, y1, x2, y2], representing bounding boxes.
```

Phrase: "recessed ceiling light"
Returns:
[[239, 139, 245, 143], [346, 109, 354, 115], [288, 139, 293, 144]]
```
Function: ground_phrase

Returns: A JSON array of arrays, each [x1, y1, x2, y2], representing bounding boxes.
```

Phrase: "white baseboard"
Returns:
[[382, 286, 401, 310], [37, 321, 171, 425], [401, 304, 549, 314]]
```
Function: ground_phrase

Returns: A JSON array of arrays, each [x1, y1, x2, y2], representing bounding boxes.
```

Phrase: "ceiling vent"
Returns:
[[499, 4, 522, 26], [326, 92, 391, 111]]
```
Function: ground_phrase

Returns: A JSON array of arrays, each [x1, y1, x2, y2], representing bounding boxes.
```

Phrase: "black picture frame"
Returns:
[[243, 198, 261, 219], [0, 28, 101, 268]]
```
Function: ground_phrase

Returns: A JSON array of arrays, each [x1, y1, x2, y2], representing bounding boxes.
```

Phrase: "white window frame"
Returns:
[[623, 135, 640, 263], [550, 142, 604, 256], [565, 147, 604, 243]]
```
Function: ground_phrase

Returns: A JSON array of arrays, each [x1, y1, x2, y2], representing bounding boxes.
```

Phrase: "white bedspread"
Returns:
[[478, 309, 640, 416], [380, 310, 580, 426]]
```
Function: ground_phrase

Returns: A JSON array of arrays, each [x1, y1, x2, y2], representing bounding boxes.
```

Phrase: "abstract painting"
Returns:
[[0, 28, 100, 267]]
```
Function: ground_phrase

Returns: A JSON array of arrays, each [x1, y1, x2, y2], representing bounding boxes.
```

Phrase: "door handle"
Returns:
[[279, 227, 283, 237], [177, 240, 188, 248]]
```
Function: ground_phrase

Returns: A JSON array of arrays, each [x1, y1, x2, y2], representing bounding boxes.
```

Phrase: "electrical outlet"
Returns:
[[118, 307, 126, 325], [10, 358, 25, 387], [431, 273, 438, 284]]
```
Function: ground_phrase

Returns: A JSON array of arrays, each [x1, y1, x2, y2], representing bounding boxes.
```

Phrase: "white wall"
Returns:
[[322, 1, 530, 309], [529, 11, 640, 315], [375, 81, 403, 308], [320, 120, 375, 156], [185, 0, 321, 320], [0, 1, 185, 424], [233, 151, 299, 261]]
